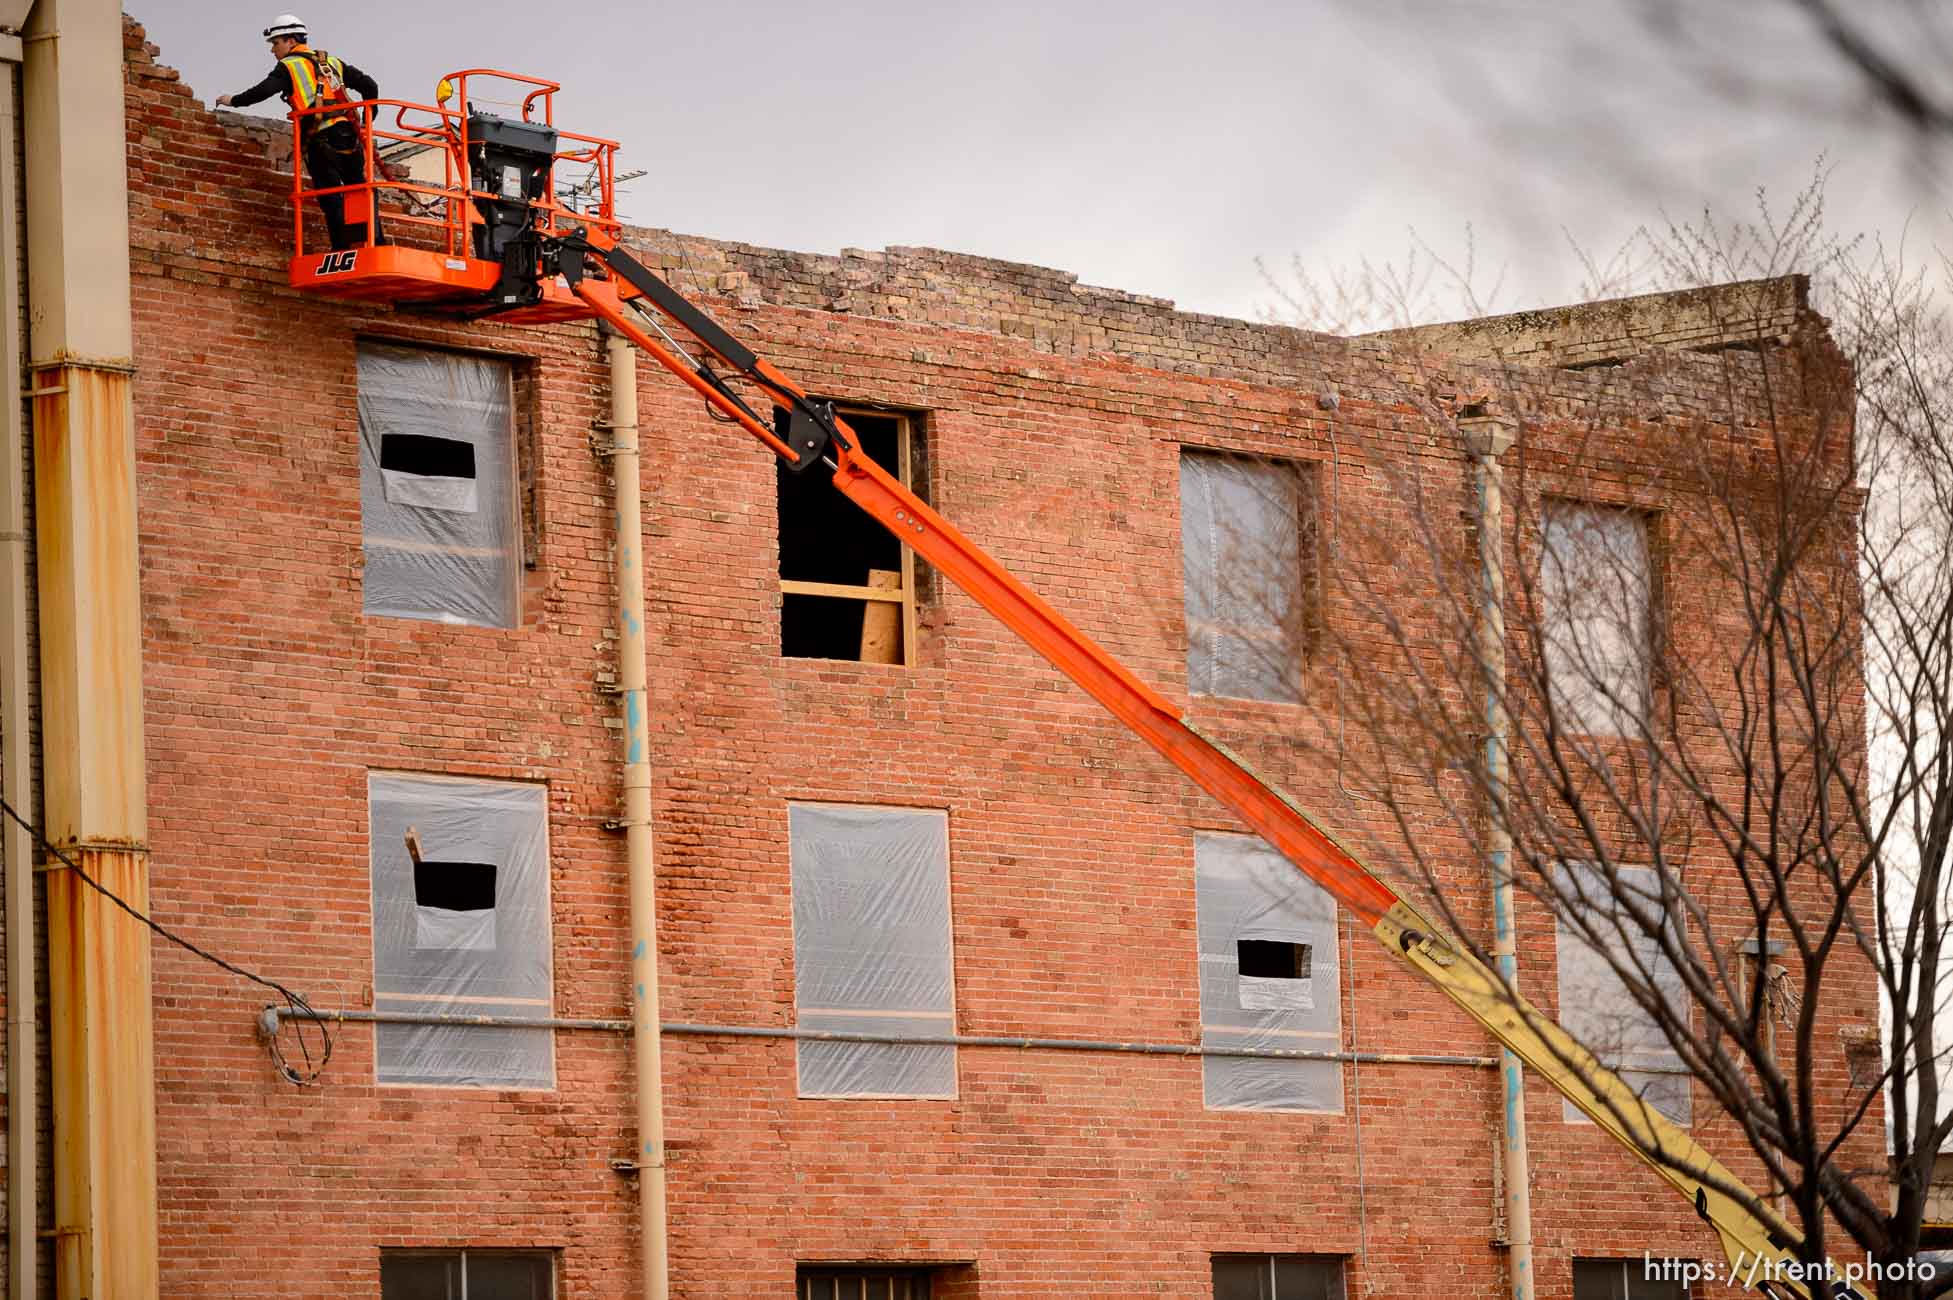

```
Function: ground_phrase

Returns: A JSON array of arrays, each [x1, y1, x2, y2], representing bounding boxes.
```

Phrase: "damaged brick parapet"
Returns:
[[1373, 275, 1816, 370]]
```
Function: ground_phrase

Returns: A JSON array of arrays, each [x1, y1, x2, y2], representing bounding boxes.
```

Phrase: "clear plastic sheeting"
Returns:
[[1196, 832, 1342, 1111], [1180, 450, 1304, 703], [1540, 502, 1651, 737], [358, 343, 520, 628], [369, 773, 553, 1088], [790, 803, 955, 1098], [1555, 861, 1691, 1124]]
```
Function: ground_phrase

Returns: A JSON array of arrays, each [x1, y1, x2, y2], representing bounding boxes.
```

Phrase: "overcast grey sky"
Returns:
[[130, 1, 1953, 324]]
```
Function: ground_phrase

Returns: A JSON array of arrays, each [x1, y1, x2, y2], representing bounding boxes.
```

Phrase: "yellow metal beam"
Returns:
[[1376, 899, 1853, 1300]]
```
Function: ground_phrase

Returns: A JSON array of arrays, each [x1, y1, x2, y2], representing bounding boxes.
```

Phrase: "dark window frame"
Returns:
[[379, 1247, 556, 1299], [1571, 1255, 1693, 1299], [1211, 1252, 1347, 1300], [797, 1264, 936, 1300]]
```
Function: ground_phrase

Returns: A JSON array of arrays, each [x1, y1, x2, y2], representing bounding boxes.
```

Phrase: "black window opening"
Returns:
[[380, 433, 479, 508], [1238, 939, 1311, 982], [797, 1266, 935, 1300], [414, 859, 498, 912], [1212, 1253, 1345, 1300], [778, 410, 921, 665], [380, 1249, 554, 1300]]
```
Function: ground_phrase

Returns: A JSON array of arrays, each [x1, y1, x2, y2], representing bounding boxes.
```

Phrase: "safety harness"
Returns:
[[279, 47, 353, 134]]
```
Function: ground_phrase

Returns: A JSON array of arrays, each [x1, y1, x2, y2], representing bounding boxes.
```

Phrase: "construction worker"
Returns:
[[218, 15, 382, 251]]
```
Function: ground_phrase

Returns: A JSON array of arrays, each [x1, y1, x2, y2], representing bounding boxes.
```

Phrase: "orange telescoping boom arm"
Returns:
[[546, 226, 1862, 1300]]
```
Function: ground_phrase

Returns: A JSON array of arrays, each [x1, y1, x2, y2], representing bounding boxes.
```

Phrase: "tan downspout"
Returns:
[[1465, 411, 1533, 1300], [22, 0, 157, 1296], [606, 326, 671, 1299], [0, 9, 36, 1299]]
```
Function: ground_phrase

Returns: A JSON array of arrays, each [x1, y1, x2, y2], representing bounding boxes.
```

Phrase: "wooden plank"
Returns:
[[781, 578, 903, 603], [859, 569, 902, 663]]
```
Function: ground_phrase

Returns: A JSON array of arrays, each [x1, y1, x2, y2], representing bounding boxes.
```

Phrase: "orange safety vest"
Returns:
[[279, 46, 352, 131]]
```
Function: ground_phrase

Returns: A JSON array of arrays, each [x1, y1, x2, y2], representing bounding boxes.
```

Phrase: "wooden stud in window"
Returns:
[[781, 580, 904, 604], [860, 569, 902, 663]]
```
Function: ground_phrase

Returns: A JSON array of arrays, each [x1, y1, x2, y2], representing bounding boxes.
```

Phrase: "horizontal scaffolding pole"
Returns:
[[257, 1006, 1497, 1067]]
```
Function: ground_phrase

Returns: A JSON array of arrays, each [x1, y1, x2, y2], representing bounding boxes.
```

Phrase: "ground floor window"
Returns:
[[1572, 1257, 1690, 1299], [1211, 1254, 1345, 1300], [380, 1249, 554, 1299], [797, 1265, 935, 1300]]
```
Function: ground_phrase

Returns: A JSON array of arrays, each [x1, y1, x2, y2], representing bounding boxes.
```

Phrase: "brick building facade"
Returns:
[[0, 16, 1888, 1298]]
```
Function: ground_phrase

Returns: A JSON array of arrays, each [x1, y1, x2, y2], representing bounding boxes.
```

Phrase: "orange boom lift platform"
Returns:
[[282, 71, 1865, 1300], [286, 69, 636, 323]]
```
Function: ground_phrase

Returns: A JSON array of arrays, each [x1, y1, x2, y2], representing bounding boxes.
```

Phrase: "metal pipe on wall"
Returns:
[[256, 1006, 1501, 1068], [1465, 412, 1534, 1300], [606, 326, 670, 1300], [0, 18, 37, 1299]]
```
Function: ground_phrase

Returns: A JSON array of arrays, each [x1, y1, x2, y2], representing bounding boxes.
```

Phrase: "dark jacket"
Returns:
[[229, 50, 378, 109]]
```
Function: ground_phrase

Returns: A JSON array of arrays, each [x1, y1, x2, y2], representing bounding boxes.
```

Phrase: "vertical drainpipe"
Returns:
[[21, 0, 158, 1295], [606, 326, 671, 1300], [1464, 411, 1533, 1300], [0, 13, 36, 1300]]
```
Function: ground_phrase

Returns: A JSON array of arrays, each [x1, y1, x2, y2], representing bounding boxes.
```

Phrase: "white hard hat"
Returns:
[[262, 14, 307, 41]]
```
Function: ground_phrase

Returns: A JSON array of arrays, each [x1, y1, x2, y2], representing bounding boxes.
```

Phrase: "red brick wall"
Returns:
[[119, 17, 1881, 1300]]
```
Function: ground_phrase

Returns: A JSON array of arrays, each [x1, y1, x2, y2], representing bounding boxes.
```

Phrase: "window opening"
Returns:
[[1539, 501, 1653, 736], [790, 803, 956, 1098], [359, 343, 521, 628], [1211, 1253, 1346, 1300], [1180, 449, 1316, 703], [1195, 832, 1341, 1110], [797, 1266, 936, 1300], [381, 1248, 555, 1300], [380, 433, 480, 512], [412, 854, 499, 951], [1571, 1257, 1691, 1299], [1238, 939, 1311, 981], [779, 410, 921, 664], [369, 773, 553, 1088]]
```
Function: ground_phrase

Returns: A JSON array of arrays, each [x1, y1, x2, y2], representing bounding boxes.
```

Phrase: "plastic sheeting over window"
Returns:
[[790, 803, 955, 1099], [358, 343, 520, 628], [1541, 502, 1652, 737], [370, 773, 553, 1088], [1196, 832, 1341, 1111], [1555, 862, 1690, 1124], [1181, 450, 1307, 703]]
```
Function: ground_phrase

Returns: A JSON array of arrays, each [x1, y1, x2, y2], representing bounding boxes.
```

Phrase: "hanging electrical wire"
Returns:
[[0, 796, 331, 1086]]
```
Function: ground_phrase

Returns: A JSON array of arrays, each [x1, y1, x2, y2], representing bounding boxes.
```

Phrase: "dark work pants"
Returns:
[[303, 120, 382, 251]]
